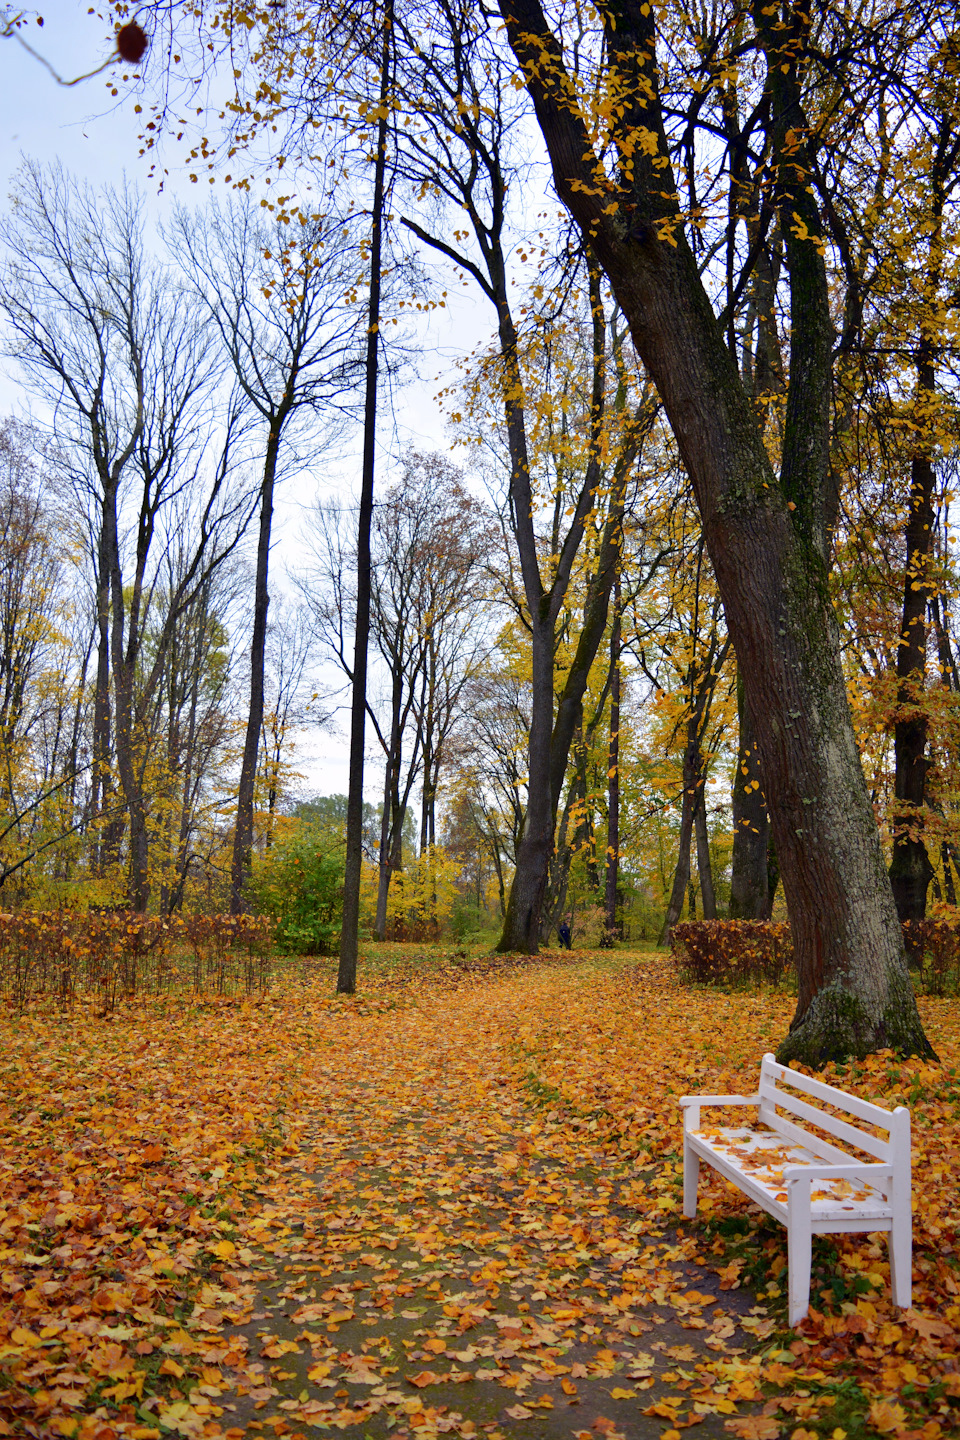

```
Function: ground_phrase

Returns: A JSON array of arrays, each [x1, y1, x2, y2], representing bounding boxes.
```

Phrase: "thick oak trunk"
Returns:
[[500, 0, 933, 1061]]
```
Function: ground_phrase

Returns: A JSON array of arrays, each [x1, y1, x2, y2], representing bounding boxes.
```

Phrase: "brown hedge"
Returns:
[[0, 912, 275, 1011], [670, 919, 793, 986], [671, 915, 960, 994]]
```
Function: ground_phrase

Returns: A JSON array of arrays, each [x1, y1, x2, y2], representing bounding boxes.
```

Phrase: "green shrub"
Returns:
[[253, 822, 344, 954]]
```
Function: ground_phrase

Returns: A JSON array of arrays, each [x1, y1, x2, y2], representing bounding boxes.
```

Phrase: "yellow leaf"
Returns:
[[866, 1401, 907, 1434]]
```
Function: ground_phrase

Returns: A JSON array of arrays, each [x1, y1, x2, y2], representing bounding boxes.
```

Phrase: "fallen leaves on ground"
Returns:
[[0, 949, 958, 1439]]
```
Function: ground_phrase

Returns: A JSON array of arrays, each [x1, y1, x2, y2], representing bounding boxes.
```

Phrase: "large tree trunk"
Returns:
[[500, 0, 933, 1062], [729, 672, 772, 918], [889, 439, 935, 920], [498, 616, 555, 952]]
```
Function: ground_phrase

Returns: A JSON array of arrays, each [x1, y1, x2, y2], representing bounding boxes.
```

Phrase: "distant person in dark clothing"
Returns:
[[558, 920, 571, 950]]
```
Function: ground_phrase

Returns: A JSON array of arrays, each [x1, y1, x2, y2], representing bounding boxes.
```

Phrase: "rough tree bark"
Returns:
[[729, 672, 772, 919], [499, 0, 933, 1061], [888, 394, 935, 922]]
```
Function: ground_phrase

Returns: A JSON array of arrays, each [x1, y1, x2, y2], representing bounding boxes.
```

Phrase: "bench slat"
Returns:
[[759, 1082, 891, 1160], [755, 1107, 889, 1175], [760, 1053, 897, 1129]]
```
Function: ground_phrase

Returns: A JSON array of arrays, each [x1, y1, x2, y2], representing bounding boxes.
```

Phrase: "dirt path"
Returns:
[[204, 960, 777, 1439]]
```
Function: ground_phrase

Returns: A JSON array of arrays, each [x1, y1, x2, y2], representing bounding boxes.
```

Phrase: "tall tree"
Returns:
[[338, 0, 393, 992], [307, 450, 492, 937], [1, 164, 251, 909], [173, 195, 362, 914], [602, 572, 622, 941], [497, 0, 934, 1060], [886, 58, 960, 921]]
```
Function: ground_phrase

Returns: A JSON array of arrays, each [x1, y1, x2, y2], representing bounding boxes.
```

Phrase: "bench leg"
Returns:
[[888, 1213, 912, 1310], [682, 1139, 699, 1218], [787, 1177, 812, 1327]]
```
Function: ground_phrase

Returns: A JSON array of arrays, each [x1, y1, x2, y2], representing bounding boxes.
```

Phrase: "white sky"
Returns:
[[0, 4, 499, 804]]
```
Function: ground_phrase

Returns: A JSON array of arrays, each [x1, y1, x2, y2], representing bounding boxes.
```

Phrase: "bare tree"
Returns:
[[1, 163, 253, 909], [172, 194, 364, 914], [305, 450, 494, 938], [260, 598, 327, 849]]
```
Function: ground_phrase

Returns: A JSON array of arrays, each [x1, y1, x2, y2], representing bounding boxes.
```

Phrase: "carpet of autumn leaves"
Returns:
[[1, 949, 960, 1440]]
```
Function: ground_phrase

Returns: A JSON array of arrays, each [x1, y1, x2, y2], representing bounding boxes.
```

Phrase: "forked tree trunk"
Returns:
[[500, 0, 933, 1062]]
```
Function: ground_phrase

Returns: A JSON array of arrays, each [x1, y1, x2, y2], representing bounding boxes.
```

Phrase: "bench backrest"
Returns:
[[758, 1052, 909, 1167]]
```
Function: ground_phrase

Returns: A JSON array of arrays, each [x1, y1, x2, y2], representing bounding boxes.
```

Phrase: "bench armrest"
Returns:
[[678, 1093, 761, 1108], [783, 1163, 892, 1182], [680, 1093, 760, 1132]]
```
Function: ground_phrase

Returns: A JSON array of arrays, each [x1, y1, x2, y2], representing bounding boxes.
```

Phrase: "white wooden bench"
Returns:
[[679, 1052, 911, 1325]]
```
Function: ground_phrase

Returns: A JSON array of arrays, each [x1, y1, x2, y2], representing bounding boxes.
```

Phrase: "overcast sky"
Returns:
[[0, 5, 499, 802]]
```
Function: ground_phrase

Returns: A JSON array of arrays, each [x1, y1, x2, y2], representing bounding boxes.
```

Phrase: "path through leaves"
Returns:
[[2, 951, 959, 1440]]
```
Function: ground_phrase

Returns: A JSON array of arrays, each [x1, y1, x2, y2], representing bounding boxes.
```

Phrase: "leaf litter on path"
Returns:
[[1, 951, 959, 1440]]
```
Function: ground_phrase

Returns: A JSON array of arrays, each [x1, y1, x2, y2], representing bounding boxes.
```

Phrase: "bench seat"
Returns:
[[691, 1125, 894, 1224]]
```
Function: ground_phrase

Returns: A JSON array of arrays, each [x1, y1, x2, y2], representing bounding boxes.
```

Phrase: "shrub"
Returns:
[[253, 822, 344, 954], [902, 916, 960, 995], [672, 913, 960, 994], [670, 919, 793, 986], [384, 845, 463, 940], [0, 912, 274, 1010]]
